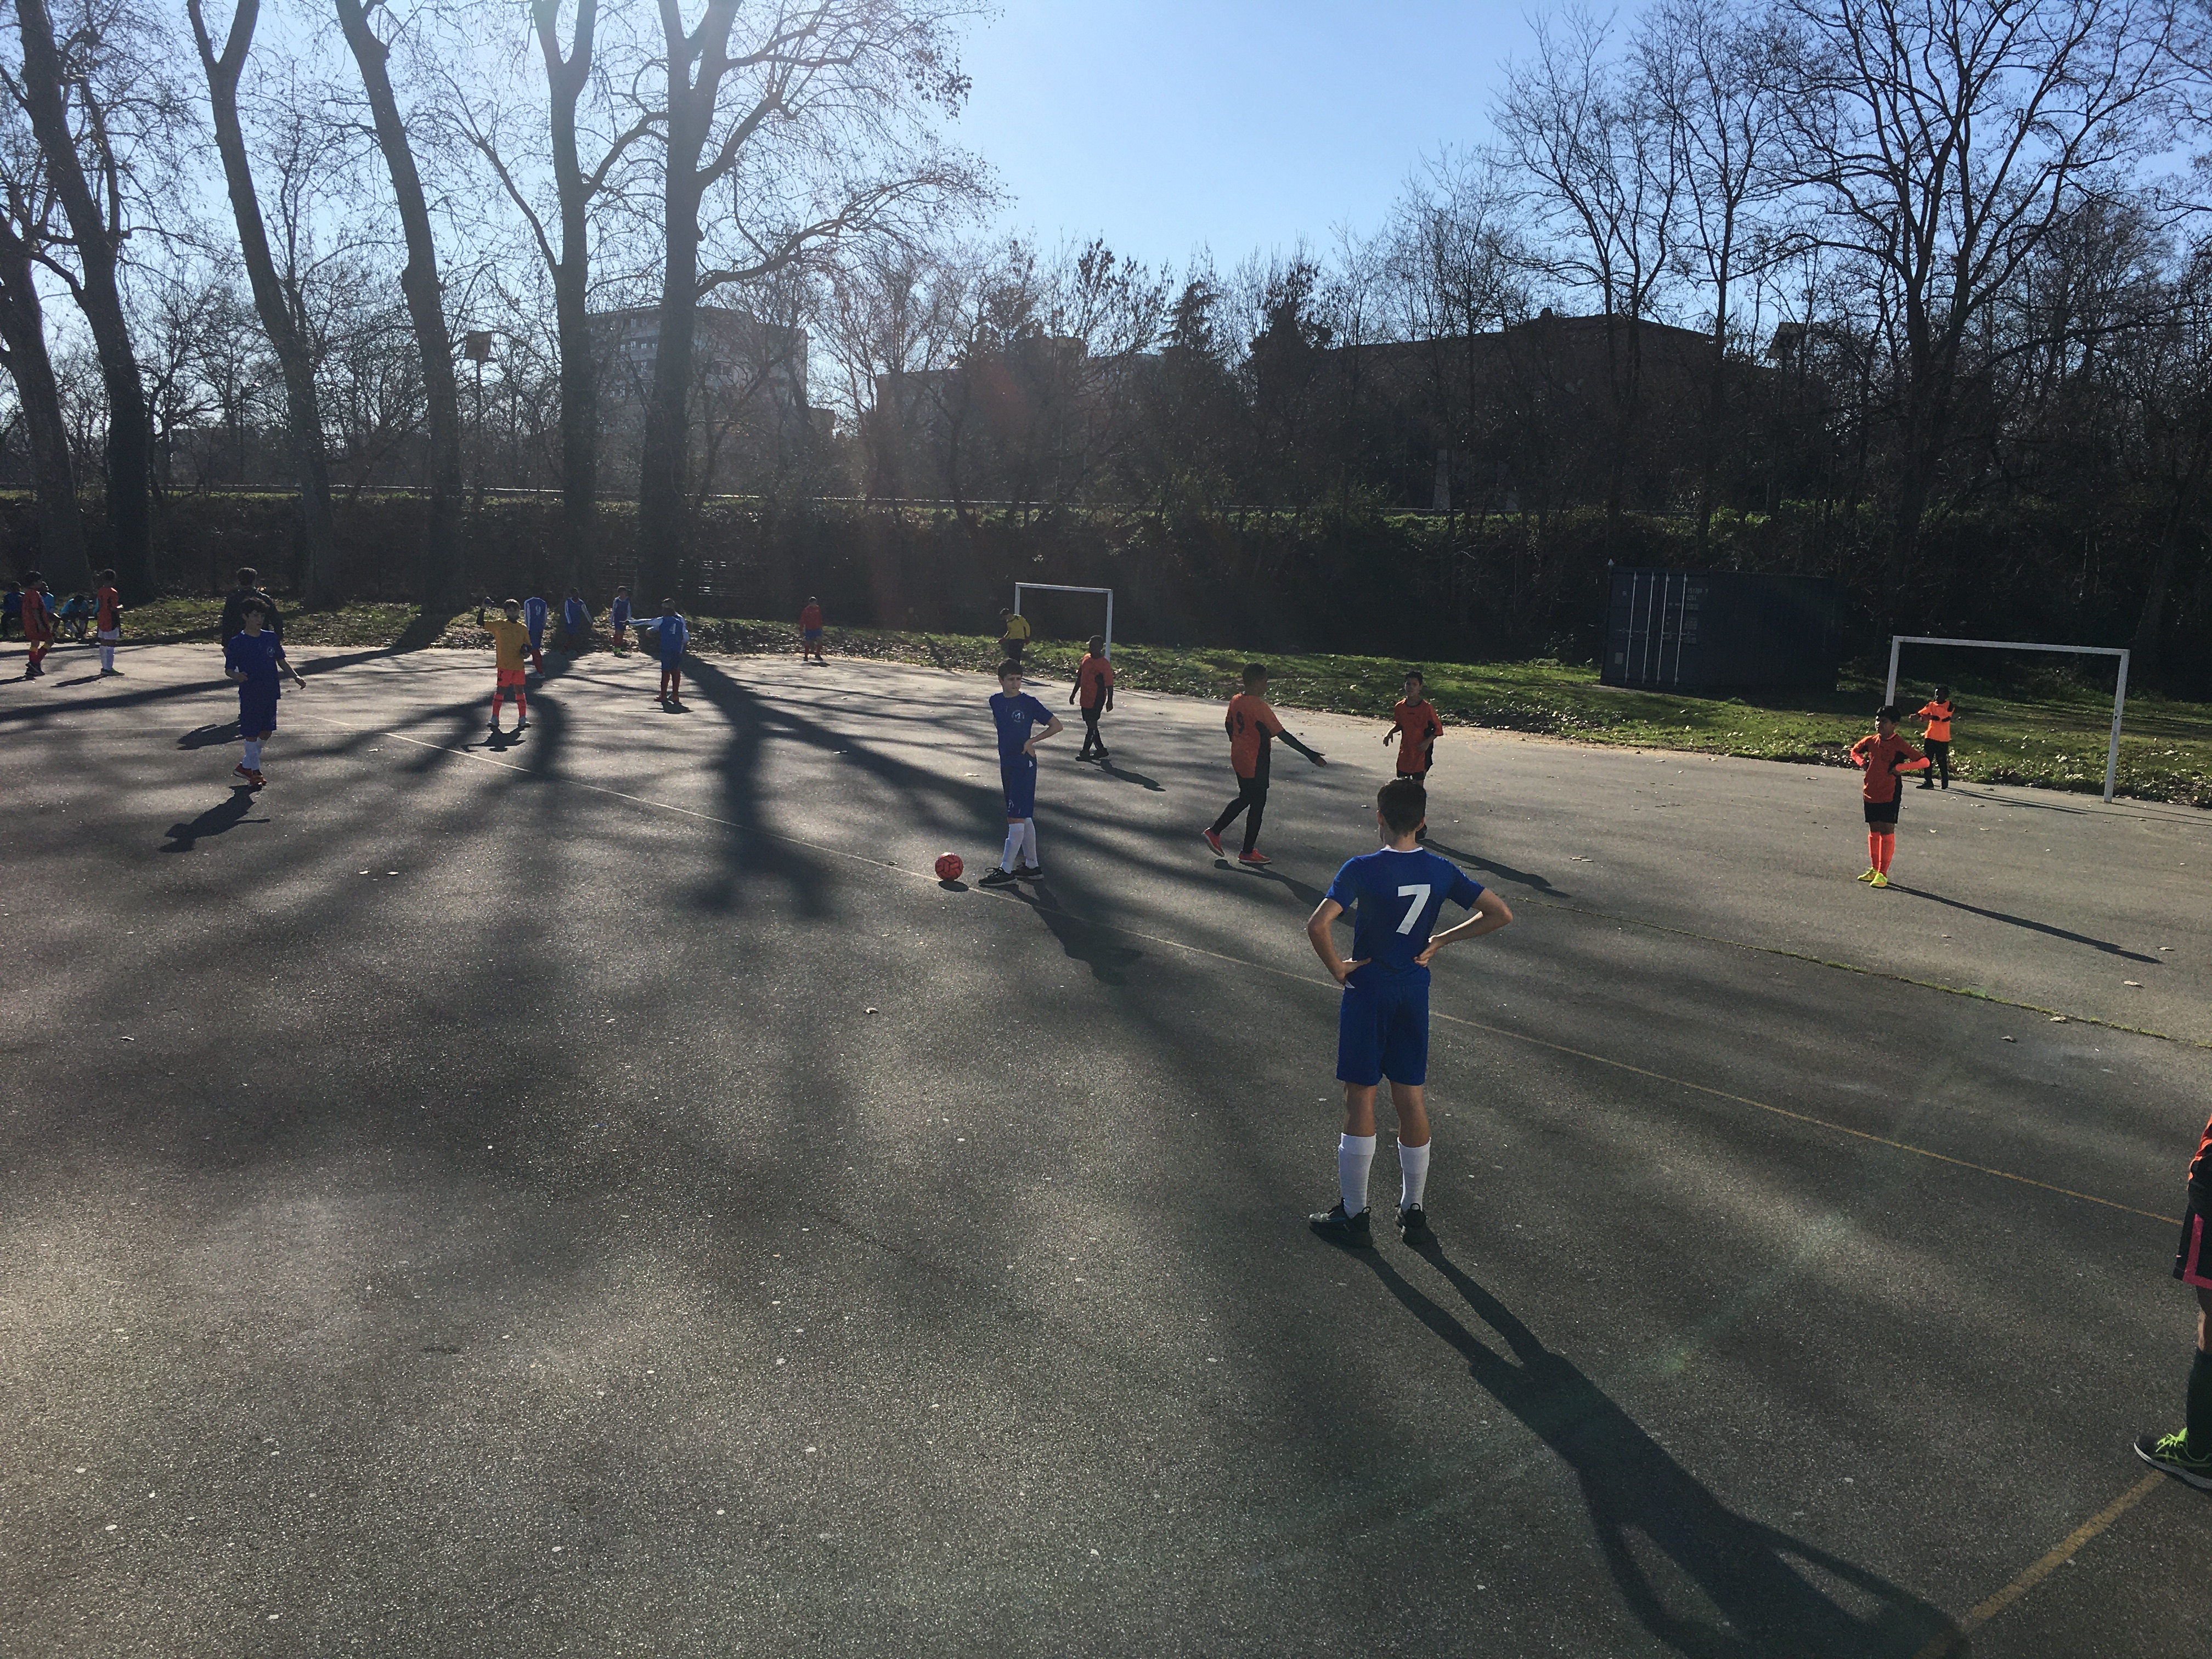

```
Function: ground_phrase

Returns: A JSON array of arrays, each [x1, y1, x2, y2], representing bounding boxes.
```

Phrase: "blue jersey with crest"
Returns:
[[1325, 847, 1484, 979], [989, 692, 1053, 761]]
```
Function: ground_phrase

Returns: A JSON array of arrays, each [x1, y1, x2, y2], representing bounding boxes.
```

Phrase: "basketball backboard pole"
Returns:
[[1013, 583, 1114, 658], [1885, 634, 2131, 804]]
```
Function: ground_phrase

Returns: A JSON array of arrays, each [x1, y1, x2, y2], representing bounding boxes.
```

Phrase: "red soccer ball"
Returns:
[[934, 852, 964, 882]]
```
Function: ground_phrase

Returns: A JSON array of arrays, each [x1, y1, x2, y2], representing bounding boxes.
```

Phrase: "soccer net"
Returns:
[[1013, 583, 1114, 658], [1884, 634, 2131, 804]]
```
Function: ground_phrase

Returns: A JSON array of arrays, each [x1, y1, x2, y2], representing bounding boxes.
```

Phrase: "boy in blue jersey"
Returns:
[[633, 599, 690, 707], [1305, 778, 1513, 1248], [608, 586, 634, 654], [522, 595, 550, 675], [981, 661, 1063, 888], [562, 589, 590, 651], [223, 601, 306, 788]]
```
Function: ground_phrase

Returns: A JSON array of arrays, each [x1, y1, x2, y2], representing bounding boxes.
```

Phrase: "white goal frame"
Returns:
[[1885, 634, 2131, 804], [1013, 583, 1114, 658]]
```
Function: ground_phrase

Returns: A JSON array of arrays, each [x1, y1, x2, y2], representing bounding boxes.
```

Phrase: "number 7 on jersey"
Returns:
[[1395, 884, 1432, 934]]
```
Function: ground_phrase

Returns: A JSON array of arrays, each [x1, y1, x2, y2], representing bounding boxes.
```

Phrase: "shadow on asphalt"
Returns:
[[159, 787, 266, 851], [1889, 885, 2160, 962], [1423, 838, 1571, 899], [1361, 1245, 1954, 1658], [1237, 862, 1327, 907], [177, 721, 239, 750], [1093, 758, 1165, 792], [1001, 881, 1145, 985]]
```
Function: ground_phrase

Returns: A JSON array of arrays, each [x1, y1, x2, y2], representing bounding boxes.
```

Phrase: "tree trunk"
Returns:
[[14, 0, 151, 599], [539, 0, 600, 599], [189, 0, 340, 608], [637, 154, 707, 605], [0, 219, 91, 592], [334, 0, 465, 615], [2131, 435, 2212, 684]]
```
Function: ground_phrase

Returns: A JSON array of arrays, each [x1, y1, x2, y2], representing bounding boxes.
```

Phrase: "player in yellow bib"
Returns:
[[477, 598, 533, 734]]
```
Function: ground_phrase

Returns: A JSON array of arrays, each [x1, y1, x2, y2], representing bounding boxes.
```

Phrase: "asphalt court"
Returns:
[[4, 637, 2210, 1657]]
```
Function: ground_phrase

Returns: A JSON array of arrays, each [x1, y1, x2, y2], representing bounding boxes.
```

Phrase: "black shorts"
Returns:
[[1923, 738, 1949, 763], [1864, 795, 1901, 826], [2174, 1203, 2212, 1289]]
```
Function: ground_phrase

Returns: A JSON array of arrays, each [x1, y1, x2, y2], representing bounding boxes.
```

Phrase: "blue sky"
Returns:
[[948, 1, 1547, 274]]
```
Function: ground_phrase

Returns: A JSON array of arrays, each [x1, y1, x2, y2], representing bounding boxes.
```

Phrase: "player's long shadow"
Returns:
[[159, 788, 266, 852], [1233, 861, 1327, 908], [1093, 757, 1165, 792], [177, 721, 239, 749], [994, 880, 1145, 985], [1422, 838, 1571, 899], [1361, 1246, 1953, 1659], [1887, 884, 2159, 962]]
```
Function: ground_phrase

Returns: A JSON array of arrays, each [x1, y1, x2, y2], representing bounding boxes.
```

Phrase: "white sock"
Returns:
[[99, 641, 114, 670], [1001, 823, 1024, 870], [1019, 820, 1039, 867], [1399, 1140, 1431, 1211], [1338, 1133, 1376, 1217], [241, 740, 262, 769]]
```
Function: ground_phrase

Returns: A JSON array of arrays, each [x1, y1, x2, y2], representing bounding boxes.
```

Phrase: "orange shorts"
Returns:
[[496, 668, 526, 689]]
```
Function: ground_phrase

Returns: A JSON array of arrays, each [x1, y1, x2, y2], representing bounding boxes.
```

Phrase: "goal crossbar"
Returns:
[[1884, 634, 2131, 804], [1013, 583, 1114, 658]]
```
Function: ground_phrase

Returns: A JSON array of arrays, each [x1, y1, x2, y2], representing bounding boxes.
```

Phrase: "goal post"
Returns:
[[1013, 583, 1114, 658], [1884, 634, 2131, 804]]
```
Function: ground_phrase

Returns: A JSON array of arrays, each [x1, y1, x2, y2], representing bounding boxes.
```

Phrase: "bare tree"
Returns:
[[332, 0, 464, 613], [188, 0, 341, 605], [7, 0, 166, 597], [0, 116, 87, 589], [1640, 0, 1791, 556], [634, 0, 982, 602], [1495, 7, 1683, 549], [1782, 0, 2181, 601]]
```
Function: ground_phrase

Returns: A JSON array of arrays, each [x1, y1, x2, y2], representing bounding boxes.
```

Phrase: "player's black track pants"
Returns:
[[1920, 738, 1949, 786], [1210, 774, 1268, 854], [1079, 703, 1105, 757]]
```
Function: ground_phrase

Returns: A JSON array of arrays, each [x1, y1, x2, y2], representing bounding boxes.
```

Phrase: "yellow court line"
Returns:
[[1909, 1473, 2165, 1659], [381, 728, 2181, 1228]]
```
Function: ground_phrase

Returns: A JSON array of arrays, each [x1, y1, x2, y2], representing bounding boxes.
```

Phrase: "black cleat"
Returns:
[[978, 866, 1019, 888], [1397, 1206, 1436, 1247], [1308, 1202, 1373, 1248]]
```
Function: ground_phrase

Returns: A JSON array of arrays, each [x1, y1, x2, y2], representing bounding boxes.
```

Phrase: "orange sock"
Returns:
[[1867, 830, 1880, 868], [1876, 832, 1895, 874], [515, 691, 527, 719]]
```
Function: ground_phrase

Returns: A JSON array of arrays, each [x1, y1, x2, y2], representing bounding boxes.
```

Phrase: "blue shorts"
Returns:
[[660, 647, 684, 668], [237, 687, 279, 736], [1336, 972, 1430, 1086], [803, 628, 822, 641], [1001, 754, 1037, 820]]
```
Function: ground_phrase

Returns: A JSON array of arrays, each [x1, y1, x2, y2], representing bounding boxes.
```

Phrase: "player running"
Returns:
[[1914, 687, 1955, 789], [477, 598, 533, 733], [224, 600, 305, 787], [1204, 663, 1325, 865], [1305, 778, 1513, 1248], [1070, 635, 1115, 761], [2136, 1105, 2212, 1491], [1384, 670, 1443, 839], [981, 661, 1062, 888], [1849, 706, 1929, 888]]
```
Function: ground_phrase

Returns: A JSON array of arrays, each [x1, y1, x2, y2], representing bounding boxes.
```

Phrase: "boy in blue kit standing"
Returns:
[[224, 601, 306, 788], [1305, 778, 1513, 1247], [634, 599, 690, 707], [608, 586, 634, 654], [562, 589, 590, 650], [522, 594, 550, 675], [980, 661, 1063, 888]]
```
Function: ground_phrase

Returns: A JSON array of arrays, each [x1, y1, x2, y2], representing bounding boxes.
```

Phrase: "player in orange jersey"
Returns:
[[2136, 1107, 2212, 1491], [1848, 706, 1929, 888], [1069, 635, 1115, 761], [1203, 663, 1325, 865], [1383, 670, 1443, 839], [1914, 686, 1955, 788]]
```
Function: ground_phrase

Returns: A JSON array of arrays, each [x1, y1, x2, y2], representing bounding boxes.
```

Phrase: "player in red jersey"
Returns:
[[1848, 707, 1929, 888], [1203, 664, 1325, 865], [1069, 635, 1115, 761], [93, 569, 123, 675], [2136, 1110, 2212, 1491], [799, 596, 825, 664], [1383, 670, 1443, 839], [17, 569, 52, 679]]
